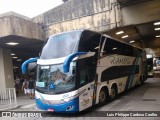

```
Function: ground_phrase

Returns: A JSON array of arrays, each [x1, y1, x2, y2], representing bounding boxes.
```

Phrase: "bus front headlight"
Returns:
[[63, 96, 74, 102]]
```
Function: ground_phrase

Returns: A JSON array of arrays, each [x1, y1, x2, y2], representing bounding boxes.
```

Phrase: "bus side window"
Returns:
[[103, 38, 134, 57], [79, 69, 88, 85]]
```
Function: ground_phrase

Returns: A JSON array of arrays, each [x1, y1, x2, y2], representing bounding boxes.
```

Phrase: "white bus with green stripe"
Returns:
[[21, 30, 147, 113]]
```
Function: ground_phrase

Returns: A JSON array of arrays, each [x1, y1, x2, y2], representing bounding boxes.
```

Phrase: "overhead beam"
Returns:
[[144, 38, 160, 48], [0, 13, 45, 40], [122, 0, 160, 26]]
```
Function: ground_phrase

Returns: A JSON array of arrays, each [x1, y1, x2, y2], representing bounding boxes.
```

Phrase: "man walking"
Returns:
[[28, 78, 35, 99], [22, 78, 29, 97]]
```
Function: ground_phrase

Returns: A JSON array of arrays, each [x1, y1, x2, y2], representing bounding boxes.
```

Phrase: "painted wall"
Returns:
[[32, 0, 122, 35]]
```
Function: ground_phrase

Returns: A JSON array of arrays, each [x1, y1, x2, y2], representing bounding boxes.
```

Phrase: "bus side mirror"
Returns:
[[28, 62, 37, 76], [21, 57, 38, 74], [63, 52, 87, 73]]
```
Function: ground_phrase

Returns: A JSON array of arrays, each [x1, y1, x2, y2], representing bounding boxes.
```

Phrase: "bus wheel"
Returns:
[[110, 85, 117, 101], [99, 88, 108, 104]]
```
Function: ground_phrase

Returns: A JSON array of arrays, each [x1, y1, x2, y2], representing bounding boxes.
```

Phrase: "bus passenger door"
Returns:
[[78, 68, 94, 111]]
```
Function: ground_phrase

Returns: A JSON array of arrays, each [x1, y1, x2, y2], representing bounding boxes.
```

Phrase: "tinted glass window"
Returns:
[[78, 30, 101, 52], [101, 65, 139, 82], [133, 47, 142, 56], [79, 69, 88, 85], [103, 38, 134, 56], [77, 57, 97, 87]]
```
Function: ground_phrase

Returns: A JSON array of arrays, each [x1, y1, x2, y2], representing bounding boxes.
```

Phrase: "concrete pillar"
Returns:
[[0, 48, 14, 89]]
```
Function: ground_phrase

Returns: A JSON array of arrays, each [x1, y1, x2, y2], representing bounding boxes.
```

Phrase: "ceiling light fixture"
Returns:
[[129, 40, 135, 43], [121, 35, 129, 39], [11, 53, 15, 56], [154, 22, 160, 25], [156, 35, 160, 38], [112, 47, 118, 50], [116, 31, 124, 35], [94, 46, 99, 49], [12, 57, 18, 59], [13, 66, 18, 69], [17, 59, 22, 61], [6, 42, 19, 46], [155, 28, 160, 31]]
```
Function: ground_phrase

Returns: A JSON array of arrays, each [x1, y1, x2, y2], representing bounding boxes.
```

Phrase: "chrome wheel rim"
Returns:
[[99, 91, 106, 103], [111, 88, 115, 98]]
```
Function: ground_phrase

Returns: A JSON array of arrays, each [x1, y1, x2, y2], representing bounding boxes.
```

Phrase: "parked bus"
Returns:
[[147, 58, 153, 77], [22, 30, 147, 112]]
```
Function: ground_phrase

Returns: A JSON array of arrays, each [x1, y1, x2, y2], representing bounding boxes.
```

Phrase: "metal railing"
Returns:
[[0, 88, 17, 110]]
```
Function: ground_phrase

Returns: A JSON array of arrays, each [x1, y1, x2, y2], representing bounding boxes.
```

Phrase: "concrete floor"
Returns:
[[1, 73, 160, 120]]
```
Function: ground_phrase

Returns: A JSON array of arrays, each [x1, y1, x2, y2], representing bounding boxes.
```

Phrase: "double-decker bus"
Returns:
[[22, 30, 147, 112]]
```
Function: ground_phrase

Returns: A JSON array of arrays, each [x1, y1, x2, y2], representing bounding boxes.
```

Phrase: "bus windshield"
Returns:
[[40, 31, 82, 59], [36, 62, 76, 94]]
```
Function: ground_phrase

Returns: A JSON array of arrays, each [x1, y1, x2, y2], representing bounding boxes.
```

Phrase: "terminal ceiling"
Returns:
[[0, 35, 44, 72], [105, 0, 160, 57]]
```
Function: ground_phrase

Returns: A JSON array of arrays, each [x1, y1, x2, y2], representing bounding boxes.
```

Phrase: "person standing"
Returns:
[[22, 78, 29, 97], [20, 77, 25, 86], [28, 78, 35, 99], [15, 77, 20, 95]]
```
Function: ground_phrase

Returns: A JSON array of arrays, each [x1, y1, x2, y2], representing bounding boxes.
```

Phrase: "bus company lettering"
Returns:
[[108, 56, 130, 65]]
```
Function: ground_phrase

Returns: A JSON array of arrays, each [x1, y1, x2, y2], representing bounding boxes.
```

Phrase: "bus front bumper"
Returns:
[[35, 98, 79, 113]]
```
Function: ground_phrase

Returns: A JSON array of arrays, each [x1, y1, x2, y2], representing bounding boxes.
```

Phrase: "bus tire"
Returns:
[[99, 87, 108, 105], [109, 84, 117, 101]]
